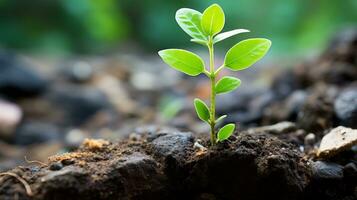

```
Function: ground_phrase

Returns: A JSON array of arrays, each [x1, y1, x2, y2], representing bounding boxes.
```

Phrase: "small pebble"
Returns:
[[318, 126, 357, 157], [49, 162, 63, 171], [194, 141, 207, 151], [311, 161, 343, 180], [70, 61, 93, 82], [61, 159, 75, 166], [343, 163, 357, 178], [129, 133, 141, 141], [304, 133, 316, 146]]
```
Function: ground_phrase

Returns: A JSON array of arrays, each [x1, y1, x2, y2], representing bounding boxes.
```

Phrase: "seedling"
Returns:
[[158, 4, 271, 145]]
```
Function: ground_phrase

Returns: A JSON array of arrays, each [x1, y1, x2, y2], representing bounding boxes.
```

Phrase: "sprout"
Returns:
[[158, 4, 271, 145]]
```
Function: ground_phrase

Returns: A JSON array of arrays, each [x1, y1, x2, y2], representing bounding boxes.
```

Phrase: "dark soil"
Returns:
[[0, 131, 313, 200]]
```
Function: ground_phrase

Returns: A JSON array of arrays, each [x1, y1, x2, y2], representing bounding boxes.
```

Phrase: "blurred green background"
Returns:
[[0, 0, 356, 57]]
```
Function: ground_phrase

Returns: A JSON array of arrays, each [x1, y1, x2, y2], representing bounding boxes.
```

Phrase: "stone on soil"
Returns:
[[247, 121, 296, 135], [149, 131, 194, 161], [334, 88, 357, 128], [311, 161, 343, 180], [318, 126, 357, 158]]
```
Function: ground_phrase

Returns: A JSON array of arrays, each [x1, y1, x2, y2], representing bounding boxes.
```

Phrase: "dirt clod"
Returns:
[[82, 138, 110, 151]]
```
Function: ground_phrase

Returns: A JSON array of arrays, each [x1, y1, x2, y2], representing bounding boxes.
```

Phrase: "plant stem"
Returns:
[[208, 38, 216, 145]]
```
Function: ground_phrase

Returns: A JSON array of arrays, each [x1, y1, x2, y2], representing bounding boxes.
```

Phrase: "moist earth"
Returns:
[[1, 131, 312, 200]]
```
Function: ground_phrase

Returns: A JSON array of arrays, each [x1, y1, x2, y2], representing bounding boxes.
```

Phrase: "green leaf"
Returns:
[[213, 29, 250, 43], [175, 8, 207, 41], [215, 115, 227, 124], [201, 4, 225, 36], [224, 38, 271, 71], [190, 38, 207, 45], [194, 98, 210, 123], [158, 49, 205, 76], [217, 123, 235, 142], [215, 76, 241, 94]]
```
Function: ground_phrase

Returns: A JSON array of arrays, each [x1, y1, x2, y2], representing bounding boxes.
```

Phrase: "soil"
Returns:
[[1, 128, 355, 200], [0, 131, 312, 200]]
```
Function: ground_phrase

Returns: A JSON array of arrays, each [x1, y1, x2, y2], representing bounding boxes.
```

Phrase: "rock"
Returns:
[[149, 131, 194, 162], [14, 121, 61, 145], [318, 126, 357, 158], [343, 163, 357, 179], [305, 29, 357, 85], [39, 166, 88, 197], [304, 133, 316, 146], [271, 70, 301, 99], [217, 87, 273, 127], [323, 28, 357, 64], [216, 88, 254, 113], [297, 88, 334, 133], [298, 159, 354, 200], [41, 166, 86, 185], [109, 152, 167, 199], [262, 90, 307, 124], [64, 129, 86, 149], [48, 85, 111, 126], [193, 141, 207, 152], [93, 75, 136, 114], [334, 88, 357, 128], [311, 161, 343, 180], [63, 61, 93, 83], [49, 162, 63, 171], [41, 153, 166, 199], [246, 121, 296, 135], [317, 62, 357, 85], [61, 159, 75, 166], [0, 51, 47, 98], [128, 56, 179, 91], [0, 99, 22, 138]]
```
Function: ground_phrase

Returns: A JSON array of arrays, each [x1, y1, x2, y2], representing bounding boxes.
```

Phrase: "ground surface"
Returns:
[[0, 127, 356, 200], [0, 29, 356, 200]]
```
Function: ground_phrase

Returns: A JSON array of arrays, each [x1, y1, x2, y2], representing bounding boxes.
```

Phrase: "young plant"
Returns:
[[158, 4, 271, 145]]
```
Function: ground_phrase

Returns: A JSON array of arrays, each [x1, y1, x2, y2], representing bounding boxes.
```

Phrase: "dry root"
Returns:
[[0, 172, 33, 196], [24, 156, 48, 167]]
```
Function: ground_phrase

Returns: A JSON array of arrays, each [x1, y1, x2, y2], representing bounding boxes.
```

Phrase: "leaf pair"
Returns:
[[194, 99, 228, 124], [194, 98, 235, 142], [176, 4, 248, 45], [158, 38, 271, 76], [176, 4, 224, 41]]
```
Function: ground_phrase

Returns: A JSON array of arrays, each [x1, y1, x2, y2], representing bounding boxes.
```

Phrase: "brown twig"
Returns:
[[0, 172, 33, 196]]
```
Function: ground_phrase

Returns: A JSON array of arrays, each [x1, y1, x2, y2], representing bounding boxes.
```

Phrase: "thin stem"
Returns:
[[203, 70, 211, 77], [215, 65, 225, 75], [208, 37, 216, 145]]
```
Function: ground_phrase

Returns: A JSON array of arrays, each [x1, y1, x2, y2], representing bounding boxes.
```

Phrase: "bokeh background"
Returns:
[[0, 0, 356, 170], [1, 0, 356, 56]]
